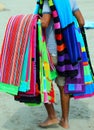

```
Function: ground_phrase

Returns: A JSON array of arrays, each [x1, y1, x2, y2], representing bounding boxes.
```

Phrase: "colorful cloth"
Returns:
[[0, 14, 57, 105], [37, 0, 82, 79], [35, 0, 94, 99], [64, 17, 94, 98], [72, 18, 94, 99], [0, 14, 32, 95]]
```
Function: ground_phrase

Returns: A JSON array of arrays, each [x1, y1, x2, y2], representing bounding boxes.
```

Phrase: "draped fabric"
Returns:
[[64, 17, 94, 98], [72, 18, 94, 99], [0, 15, 32, 95], [36, 0, 82, 78], [15, 18, 57, 104], [0, 14, 57, 105], [35, 0, 94, 99]]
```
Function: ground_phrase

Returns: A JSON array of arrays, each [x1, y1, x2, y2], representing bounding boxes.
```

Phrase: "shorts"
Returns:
[[51, 55, 65, 86]]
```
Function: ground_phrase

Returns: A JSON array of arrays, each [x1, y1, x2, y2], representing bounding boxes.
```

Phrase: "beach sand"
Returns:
[[0, 0, 94, 130]]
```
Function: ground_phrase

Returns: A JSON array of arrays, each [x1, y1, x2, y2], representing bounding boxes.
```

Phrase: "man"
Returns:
[[39, 0, 85, 128]]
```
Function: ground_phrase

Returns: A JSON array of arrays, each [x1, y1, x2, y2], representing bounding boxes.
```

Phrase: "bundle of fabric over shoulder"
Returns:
[[0, 14, 57, 106], [35, 0, 94, 99]]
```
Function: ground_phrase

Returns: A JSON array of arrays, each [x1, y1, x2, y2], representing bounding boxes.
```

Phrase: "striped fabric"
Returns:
[[64, 18, 94, 98], [0, 13, 57, 105], [0, 15, 33, 94], [72, 19, 94, 99], [35, 0, 94, 99], [37, 0, 82, 78], [15, 17, 57, 104]]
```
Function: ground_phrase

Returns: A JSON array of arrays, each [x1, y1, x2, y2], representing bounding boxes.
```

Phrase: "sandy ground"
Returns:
[[0, 0, 94, 130]]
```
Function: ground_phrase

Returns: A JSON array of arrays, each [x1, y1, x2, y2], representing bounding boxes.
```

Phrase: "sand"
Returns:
[[0, 0, 94, 130], [0, 3, 5, 11]]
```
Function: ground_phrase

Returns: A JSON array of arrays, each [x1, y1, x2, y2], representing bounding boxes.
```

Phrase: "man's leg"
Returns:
[[39, 103, 59, 127], [58, 85, 70, 129]]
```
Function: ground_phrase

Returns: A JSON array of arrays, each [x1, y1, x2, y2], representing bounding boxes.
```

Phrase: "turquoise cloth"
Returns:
[[53, 0, 73, 28], [34, 0, 40, 14]]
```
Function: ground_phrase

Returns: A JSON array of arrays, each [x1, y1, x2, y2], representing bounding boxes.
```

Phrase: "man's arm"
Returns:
[[41, 13, 51, 28], [41, 0, 51, 28], [73, 10, 85, 27], [70, 0, 85, 27]]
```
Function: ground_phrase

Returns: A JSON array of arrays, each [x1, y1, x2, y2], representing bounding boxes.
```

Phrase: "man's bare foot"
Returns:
[[39, 117, 59, 128], [59, 118, 69, 129]]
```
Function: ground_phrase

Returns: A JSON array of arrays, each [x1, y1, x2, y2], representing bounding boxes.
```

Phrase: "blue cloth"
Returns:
[[34, 0, 40, 14], [53, 0, 73, 28], [62, 24, 81, 64], [42, 0, 80, 56]]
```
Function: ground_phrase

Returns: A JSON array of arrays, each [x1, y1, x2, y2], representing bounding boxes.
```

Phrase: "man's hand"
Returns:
[[41, 14, 51, 28]]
